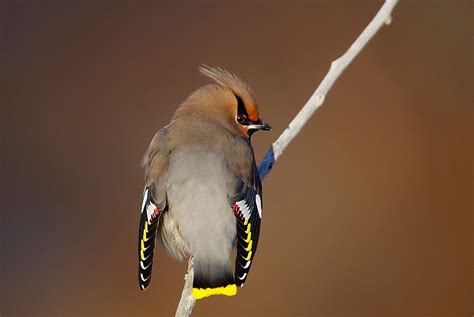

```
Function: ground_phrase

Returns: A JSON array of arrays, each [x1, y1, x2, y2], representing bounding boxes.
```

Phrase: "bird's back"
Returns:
[[165, 120, 245, 290]]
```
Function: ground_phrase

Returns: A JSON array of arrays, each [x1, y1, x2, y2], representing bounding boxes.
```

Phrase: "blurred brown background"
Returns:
[[2, 1, 472, 316]]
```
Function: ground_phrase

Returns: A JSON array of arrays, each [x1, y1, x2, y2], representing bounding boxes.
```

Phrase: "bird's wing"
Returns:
[[227, 168, 263, 287], [138, 127, 169, 291], [137, 186, 165, 290]]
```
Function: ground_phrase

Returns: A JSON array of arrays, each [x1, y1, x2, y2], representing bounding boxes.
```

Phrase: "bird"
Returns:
[[137, 66, 271, 300]]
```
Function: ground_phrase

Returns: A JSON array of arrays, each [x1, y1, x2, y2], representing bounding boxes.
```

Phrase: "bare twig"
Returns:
[[175, 257, 196, 317], [176, 1, 398, 315], [258, 0, 399, 180]]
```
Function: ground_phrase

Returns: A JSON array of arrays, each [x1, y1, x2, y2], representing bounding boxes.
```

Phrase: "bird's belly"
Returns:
[[166, 147, 236, 262]]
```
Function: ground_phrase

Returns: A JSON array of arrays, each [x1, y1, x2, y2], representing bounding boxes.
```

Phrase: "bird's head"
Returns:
[[198, 66, 271, 138]]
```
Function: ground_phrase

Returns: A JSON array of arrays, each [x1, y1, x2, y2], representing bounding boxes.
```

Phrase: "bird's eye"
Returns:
[[237, 114, 246, 124]]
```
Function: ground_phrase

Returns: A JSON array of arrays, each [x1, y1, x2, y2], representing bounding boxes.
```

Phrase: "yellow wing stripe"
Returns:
[[142, 222, 149, 242], [244, 250, 253, 261], [245, 231, 252, 243], [245, 223, 251, 234], [192, 284, 237, 300], [244, 240, 253, 252], [241, 223, 253, 258]]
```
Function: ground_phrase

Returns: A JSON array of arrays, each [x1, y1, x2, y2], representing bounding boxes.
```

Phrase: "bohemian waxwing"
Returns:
[[137, 66, 271, 300]]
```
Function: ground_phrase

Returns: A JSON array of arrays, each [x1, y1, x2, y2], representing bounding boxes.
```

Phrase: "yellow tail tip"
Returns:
[[192, 284, 237, 300]]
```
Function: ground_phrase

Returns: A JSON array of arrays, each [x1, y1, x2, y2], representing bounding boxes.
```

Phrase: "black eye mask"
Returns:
[[235, 93, 252, 126]]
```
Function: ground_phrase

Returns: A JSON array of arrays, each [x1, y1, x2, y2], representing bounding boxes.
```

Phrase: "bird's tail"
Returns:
[[192, 258, 237, 300]]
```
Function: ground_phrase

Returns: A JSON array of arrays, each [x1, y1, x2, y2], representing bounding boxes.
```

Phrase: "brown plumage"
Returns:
[[137, 66, 271, 299]]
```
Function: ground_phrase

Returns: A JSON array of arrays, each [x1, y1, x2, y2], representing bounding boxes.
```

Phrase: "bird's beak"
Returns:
[[248, 120, 272, 131]]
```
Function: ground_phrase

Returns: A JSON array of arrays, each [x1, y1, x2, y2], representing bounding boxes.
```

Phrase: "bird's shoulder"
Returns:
[[143, 126, 171, 187], [225, 136, 258, 187]]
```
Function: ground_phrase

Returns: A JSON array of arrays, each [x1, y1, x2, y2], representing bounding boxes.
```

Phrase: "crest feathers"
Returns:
[[199, 65, 255, 104]]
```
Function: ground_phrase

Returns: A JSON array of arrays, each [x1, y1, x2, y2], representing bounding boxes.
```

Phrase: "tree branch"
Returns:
[[175, 1, 398, 315], [258, 0, 398, 180], [175, 257, 196, 317]]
